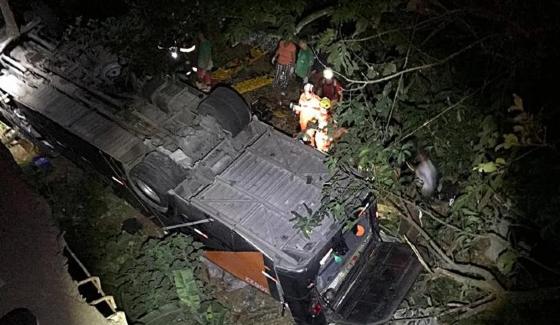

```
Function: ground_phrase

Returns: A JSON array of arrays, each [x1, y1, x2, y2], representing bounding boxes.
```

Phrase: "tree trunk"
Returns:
[[0, 0, 19, 38]]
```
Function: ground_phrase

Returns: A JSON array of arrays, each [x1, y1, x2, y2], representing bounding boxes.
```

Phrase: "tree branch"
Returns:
[[434, 267, 503, 294], [344, 9, 466, 43], [384, 17, 417, 137], [438, 294, 496, 320], [397, 90, 477, 142], [294, 7, 334, 35], [386, 196, 505, 294], [336, 35, 496, 85], [403, 234, 433, 273]]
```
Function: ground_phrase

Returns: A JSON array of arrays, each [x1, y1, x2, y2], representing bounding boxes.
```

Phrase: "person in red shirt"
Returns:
[[318, 68, 343, 104], [272, 39, 296, 95]]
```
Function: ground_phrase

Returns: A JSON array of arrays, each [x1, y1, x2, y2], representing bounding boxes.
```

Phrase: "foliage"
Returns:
[[33, 169, 226, 324], [174, 269, 201, 312], [116, 234, 227, 324]]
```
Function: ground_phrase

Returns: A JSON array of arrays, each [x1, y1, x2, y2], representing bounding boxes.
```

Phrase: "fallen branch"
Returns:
[[434, 267, 503, 294], [385, 196, 505, 294], [438, 294, 496, 320], [403, 234, 433, 273], [377, 187, 508, 243]]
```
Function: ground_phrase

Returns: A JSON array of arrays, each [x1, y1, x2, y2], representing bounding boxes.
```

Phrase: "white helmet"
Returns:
[[323, 68, 334, 80]]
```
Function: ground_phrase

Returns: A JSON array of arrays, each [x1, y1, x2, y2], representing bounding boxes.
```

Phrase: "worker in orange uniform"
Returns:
[[314, 98, 334, 153], [294, 83, 321, 132], [272, 39, 297, 95]]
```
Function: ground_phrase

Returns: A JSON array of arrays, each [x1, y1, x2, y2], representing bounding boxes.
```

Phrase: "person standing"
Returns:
[[197, 32, 213, 90], [294, 40, 314, 84], [415, 151, 438, 197], [314, 98, 333, 152], [272, 39, 296, 95], [294, 83, 321, 132], [318, 68, 343, 104]]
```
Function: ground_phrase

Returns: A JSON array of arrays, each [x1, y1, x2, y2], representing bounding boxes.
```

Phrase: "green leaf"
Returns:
[[367, 67, 378, 79], [382, 62, 397, 76], [317, 28, 336, 49], [205, 302, 227, 325], [359, 147, 371, 157], [503, 133, 519, 149], [497, 250, 518, 275], [353, 18, 369, 37], [461, 208, 478, 216], [474, 162, 497, 173], [174, 269, 201, 312]]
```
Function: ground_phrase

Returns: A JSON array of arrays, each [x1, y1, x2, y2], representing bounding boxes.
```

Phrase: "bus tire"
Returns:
[[128, 152, 185, 211], [199, 87, 251, 136]]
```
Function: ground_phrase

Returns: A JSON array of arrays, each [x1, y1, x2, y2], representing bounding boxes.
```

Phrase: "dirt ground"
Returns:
[[216, 46, 307, 137], [0, 143, 110, 325]]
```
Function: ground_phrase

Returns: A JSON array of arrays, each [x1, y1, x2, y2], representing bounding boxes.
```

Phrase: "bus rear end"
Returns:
[[308, 199, 422, 324]]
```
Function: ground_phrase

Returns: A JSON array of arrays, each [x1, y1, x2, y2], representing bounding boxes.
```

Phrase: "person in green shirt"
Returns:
[[295, 40, 314, 84], [197, 32, 213, 70], [196, 32, 213, 90]]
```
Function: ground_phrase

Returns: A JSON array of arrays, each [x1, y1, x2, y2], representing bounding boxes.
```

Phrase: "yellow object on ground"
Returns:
[[212, 47, 268, 82], [272, 110, 290, 118], [233, 75, 274, 94], [248, 47, 266, 64], [211, 67, 241, 81]]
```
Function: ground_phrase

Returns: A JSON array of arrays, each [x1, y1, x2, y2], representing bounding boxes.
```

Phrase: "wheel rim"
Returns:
[[135, 178, 161, 204]]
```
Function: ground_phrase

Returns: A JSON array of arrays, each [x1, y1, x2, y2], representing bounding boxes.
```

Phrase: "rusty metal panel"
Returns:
[[204, 251, 270, 294]]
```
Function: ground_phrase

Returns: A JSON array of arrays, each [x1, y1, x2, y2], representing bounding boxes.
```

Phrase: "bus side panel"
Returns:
[[14, 103, 120, 178]]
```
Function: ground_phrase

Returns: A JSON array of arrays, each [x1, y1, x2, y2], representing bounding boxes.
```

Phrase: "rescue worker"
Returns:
[[294, 83, 321, 131], [294, 40, 314, 84], [297, 119, 318, 148], [318, 68, 343, 104], [315, 98, 333, 153], [317, 97, 331, 129], [272, 39, 296, 95]]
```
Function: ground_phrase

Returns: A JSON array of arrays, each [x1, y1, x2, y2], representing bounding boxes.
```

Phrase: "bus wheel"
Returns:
[[199, 87, 252, 137], [128, 152, 185, 212]]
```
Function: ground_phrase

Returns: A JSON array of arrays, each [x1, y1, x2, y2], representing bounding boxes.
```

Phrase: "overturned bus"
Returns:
[[0, 20, 421, 324]]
